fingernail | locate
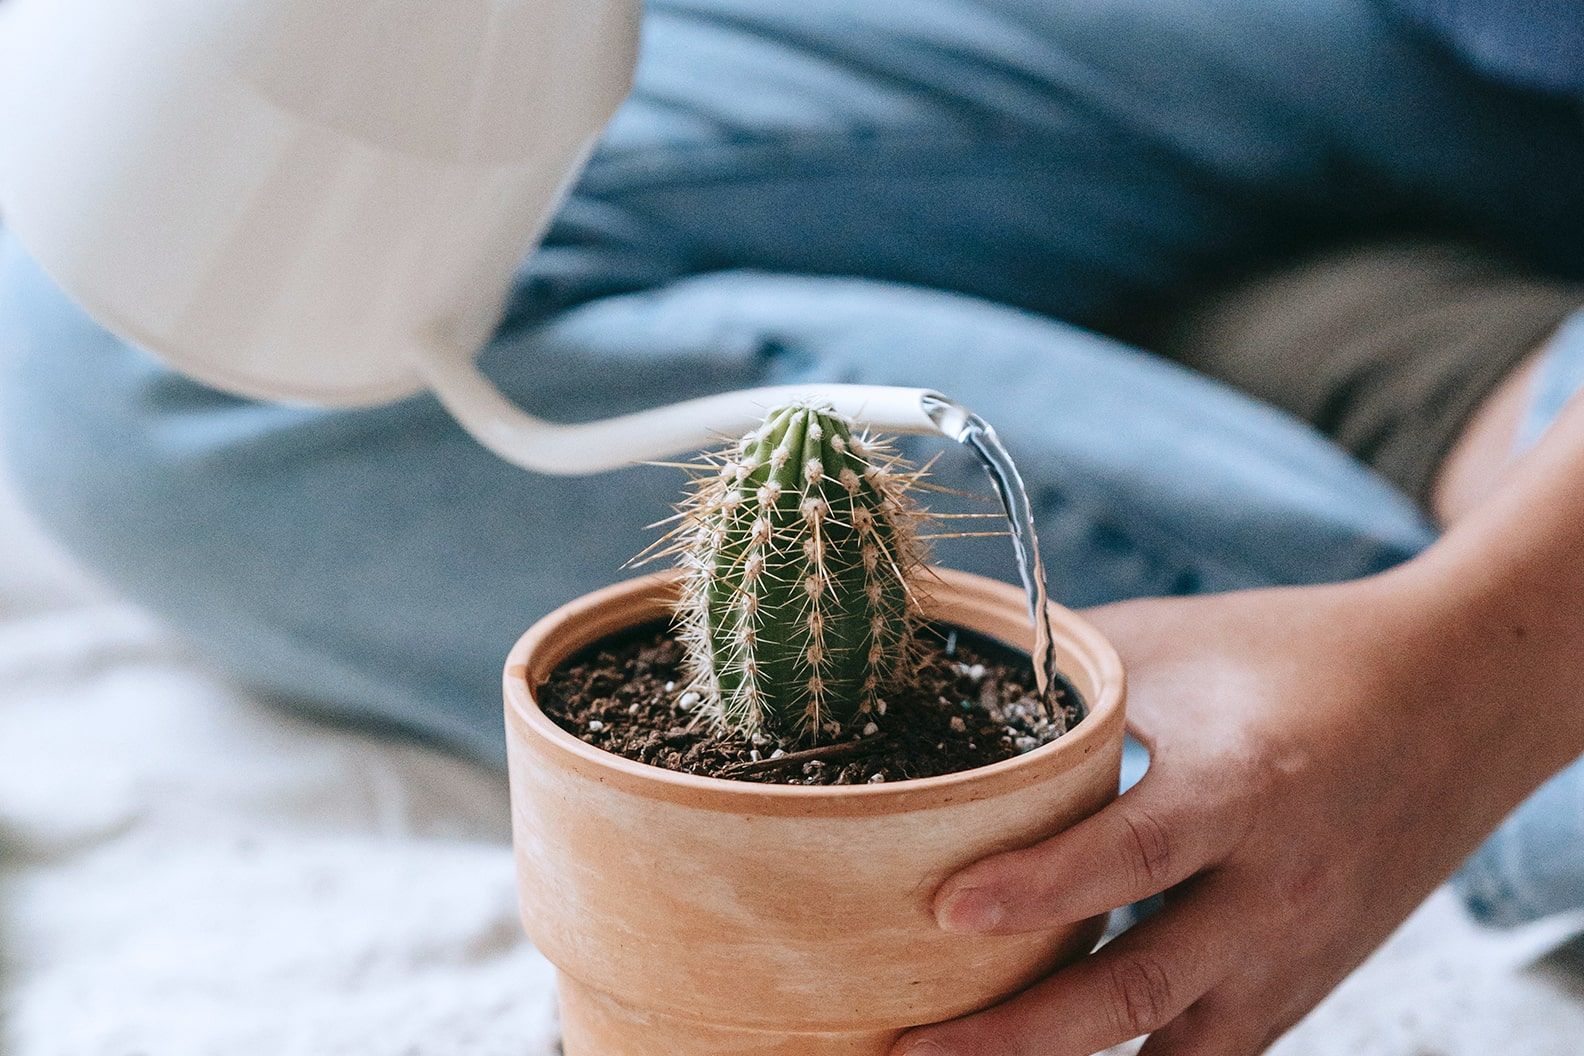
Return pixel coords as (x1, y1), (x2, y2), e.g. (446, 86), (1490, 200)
(900, 1040), (949, 1056)
(936, 887), (1005, 933)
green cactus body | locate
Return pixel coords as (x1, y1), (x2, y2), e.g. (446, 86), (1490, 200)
(675, 403), (928, 743)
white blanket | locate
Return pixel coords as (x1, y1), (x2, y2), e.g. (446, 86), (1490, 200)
(2, 471), (1582, 1056)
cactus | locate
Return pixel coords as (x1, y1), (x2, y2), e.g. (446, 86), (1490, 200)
(665, 402), (931, 743)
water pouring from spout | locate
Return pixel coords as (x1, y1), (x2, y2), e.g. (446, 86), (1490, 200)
(921, 395), (1066, 714)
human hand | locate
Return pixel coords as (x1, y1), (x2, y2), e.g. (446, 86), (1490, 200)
(894, 571), (1570, 1056)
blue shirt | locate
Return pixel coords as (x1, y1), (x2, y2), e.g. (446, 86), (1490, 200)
(1392, 0), (1584, 98)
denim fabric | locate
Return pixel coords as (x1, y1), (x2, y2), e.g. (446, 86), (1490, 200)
(0, 0), (1581, 921)
(1386, 0), (1584, 98)
(1517, 310), (1584, 450)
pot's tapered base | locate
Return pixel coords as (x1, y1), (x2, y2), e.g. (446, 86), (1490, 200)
(557, 974), (898, 1056)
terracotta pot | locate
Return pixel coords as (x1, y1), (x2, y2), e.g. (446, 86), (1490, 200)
(504, 568), (1126, 1056)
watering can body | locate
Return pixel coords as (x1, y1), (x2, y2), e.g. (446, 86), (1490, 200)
(0, 0), (942, 471)
(0, 0), (640, 406)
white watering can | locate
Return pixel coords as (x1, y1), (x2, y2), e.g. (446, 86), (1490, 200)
(0, 0), (945, 473)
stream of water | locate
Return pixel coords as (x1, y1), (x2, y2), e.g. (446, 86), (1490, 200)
(920, 395), (1066, 720)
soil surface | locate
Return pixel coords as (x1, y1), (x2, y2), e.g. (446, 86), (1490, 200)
(537, 622), (1083, 785)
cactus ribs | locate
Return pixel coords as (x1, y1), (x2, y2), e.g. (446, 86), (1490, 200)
(649, 402), (931, 744)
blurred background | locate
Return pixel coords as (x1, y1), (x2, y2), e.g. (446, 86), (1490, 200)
(3, 0), (1584, 1052)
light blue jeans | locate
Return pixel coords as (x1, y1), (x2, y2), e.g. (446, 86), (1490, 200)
(2, 0), (1582, 925)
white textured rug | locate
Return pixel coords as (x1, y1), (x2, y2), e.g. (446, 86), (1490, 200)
(1, 472), (1582, 1056)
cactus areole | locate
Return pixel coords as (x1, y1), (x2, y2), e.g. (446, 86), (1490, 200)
(672, 402), (931, 744)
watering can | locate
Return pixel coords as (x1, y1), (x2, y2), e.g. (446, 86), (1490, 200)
(0, 0), (945, 473)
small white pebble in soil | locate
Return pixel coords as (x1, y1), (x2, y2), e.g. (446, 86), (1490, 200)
(627, 703), (640, 715)
(1015, 736), (1039, 753)
(587, 720), (605, 732)
(949, 715), (967, 733)
(876, 700), (888, 715)
(750, 749), (761, 762)
(678, 690), (701, 711)
(862, 722), (880, 736)
(771, 749), (787, 759)
(967, 663), (987, 681)
(664, 681), (676, 693)
(868, 773), (887, 784)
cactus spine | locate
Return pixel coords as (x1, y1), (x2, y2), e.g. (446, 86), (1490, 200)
(671, 402), (930, 743)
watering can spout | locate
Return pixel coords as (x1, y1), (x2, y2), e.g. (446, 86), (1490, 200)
(411, 337), (945, 475)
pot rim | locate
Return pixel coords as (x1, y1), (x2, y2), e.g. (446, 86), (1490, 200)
(504, 568), (1125, 814)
